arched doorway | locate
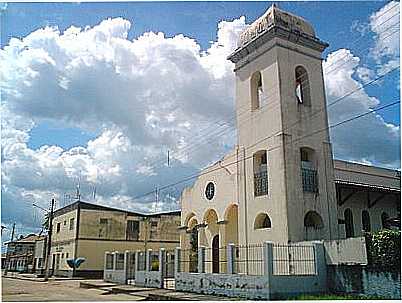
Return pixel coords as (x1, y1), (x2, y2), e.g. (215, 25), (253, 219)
(304, 211), (324, 240)
(212, 235), (219, 273)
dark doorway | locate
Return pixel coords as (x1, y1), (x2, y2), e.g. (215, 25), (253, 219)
(212, 235), (219, 273)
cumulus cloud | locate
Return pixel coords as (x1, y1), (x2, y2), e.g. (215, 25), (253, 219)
(0, 16), (247, 234)
(369, 1), (400, 74)
(324, 49), (400, 168)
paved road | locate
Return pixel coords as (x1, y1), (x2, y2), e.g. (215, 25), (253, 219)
(2, 278), (141, 301)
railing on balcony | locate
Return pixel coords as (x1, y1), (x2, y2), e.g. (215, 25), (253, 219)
(254, 171), (268, 196)
(302, 168), (318, 192)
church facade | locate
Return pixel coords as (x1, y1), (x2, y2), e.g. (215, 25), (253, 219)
(179, 5), (400, 253)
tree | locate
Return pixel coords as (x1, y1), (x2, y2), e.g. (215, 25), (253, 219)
(42, 213), (49, 230)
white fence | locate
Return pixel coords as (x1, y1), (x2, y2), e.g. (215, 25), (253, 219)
(104, 241), (327, 299)
(175, 241), (326, 299)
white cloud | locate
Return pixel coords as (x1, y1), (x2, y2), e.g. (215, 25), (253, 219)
(0, 16), (246, 235)
(324, 49), (400, 168)
(369, 1), (400, 73)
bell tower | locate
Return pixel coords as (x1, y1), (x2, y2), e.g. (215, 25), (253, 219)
(228, 5), (338, 243)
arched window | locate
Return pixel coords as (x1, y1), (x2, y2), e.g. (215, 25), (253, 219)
(362, 210), (371, 232)
(254, 213), (272, 229)
(344, 208), (354, 238)
(381, 212), (390, 229)
(251, 71), (267, 110)
(304, 211), (324, 229)
(304, 211), (324, 240)
(253, 150), (268, 196)
(295, 66), (311, 106)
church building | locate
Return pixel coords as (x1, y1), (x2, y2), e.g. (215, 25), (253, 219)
(179, 5), (400, 255)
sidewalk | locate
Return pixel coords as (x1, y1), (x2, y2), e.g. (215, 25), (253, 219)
(2, 271), (84, 282)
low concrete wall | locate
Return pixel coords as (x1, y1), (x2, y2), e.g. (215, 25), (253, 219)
(328, 265), (401, 299)
(175, 272), (270, 300)
(324, 237), (367, 265)
(135, 270), (162, 288)
(104, 269), (126, 284)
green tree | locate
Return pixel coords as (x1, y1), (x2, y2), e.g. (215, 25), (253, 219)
(42, 213), (49, 230)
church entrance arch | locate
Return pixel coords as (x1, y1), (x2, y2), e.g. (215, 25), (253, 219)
(304, 211), (324, 240)
(212, 235), (220, 273)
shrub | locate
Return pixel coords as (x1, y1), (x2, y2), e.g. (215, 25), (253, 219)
(364, 229), (401, 269)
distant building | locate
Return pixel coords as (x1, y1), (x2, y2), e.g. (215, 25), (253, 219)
(5, 234), (45, 273)
(33, 236), (47, 275)
(50, 200), (180, 278)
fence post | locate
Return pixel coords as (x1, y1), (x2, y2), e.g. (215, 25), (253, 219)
(312, 241), (326, 291)
(264, 241), (273, 299)
(174, 247), (181, 275)
(159, 248), (166, 288)
(227, 243), (235, 274)
(146, 249), (152, 272)
(198, 246), (205, 273)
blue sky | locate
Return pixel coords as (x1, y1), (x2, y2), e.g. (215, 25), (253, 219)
(0, 1), (400, 239)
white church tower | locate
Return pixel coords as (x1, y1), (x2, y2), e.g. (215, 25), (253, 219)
(228, 4), (339, 243)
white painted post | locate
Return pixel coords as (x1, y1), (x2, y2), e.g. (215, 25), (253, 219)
(159, 248), (166, 288)
(146, 249), (152, 272)
(227, 243), (235, 274)
(198, 246), (205, 273)
(104, 251), (109, 281)
(124, 250), (130, 284)
(113, 251), (118, 270)
(174, 247), (181, 275)
(135, 251), (140, 271)
(263, 241), (273, 299)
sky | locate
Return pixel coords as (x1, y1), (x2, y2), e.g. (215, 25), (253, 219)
(0, 1), (400, 243)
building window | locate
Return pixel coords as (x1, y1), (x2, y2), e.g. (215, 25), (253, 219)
(254, 213), (272, 229)
(115, 253), (124, 270)
(253, 150), (268, 196)
(295, 66), (311, 106)
(300, 147), (318, 192)
(100, 218), (109, 225)
(381, 212), (390, 229)
(56, 223), (61, 233)
(69, 218), (75, 230)
(251, 71), (267, 110)
(126, 220), (139, 240)
(344, 208), (354, 238)
(106, 254), (114, 270)
(64, 220), (66, 225)
(61, 253), (64, 259)
(66, 253), (69, 259)
(362, 210), (371, 232)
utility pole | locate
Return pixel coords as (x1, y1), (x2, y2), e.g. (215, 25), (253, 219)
(4, 222), (16, 275)
(44, 198), (55, 281)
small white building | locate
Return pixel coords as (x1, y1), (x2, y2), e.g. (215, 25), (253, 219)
(179, 5), (400, 265)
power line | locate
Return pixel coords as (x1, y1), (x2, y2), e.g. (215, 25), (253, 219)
(122, 99), (399, 204)
(128, 19), (400, 184)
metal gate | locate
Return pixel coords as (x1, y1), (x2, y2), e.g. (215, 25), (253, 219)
(126, 252), (136, 285)
(163, 250), (175, 289)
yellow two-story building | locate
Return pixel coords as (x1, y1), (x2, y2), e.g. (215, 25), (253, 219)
(50, 200), (180, 278)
